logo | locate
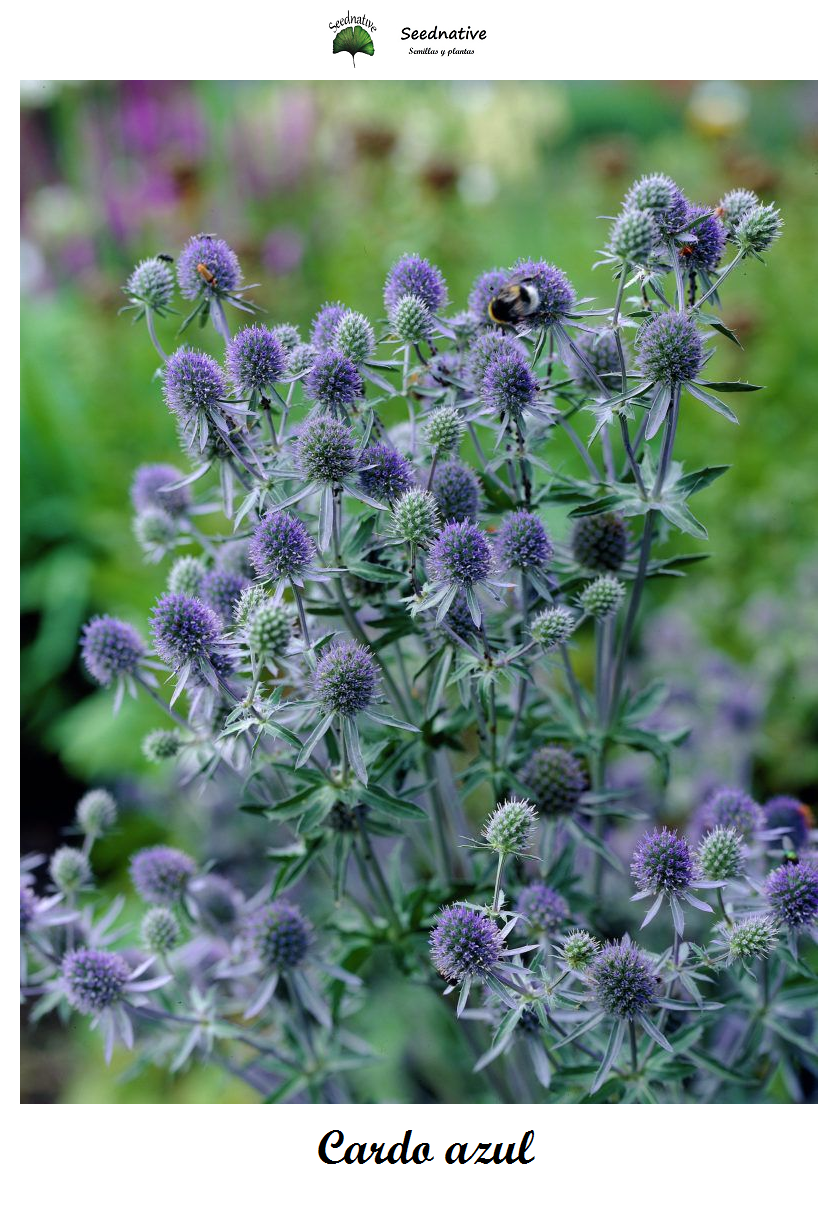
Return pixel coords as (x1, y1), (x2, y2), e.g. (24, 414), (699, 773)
(330, 12), (376, 65)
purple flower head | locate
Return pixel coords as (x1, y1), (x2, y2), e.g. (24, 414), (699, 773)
(468, 269), (509, 325)
(432, 461), (481, 523)
(623, 174), (689, 236)
(80, 616), (145, 687)
(273, 323), (302, 353)
(497, 510), (552, 571)
(429, 903), (504, 982)
(130, 846), (196, 905)
(226, 325), (287, 395)
(310, 302), (348, 350)
(678, 204), (726, 273)
(62, 949), (129, 1014)
(177, 234), (242, 300)
(521, 746), (588, 816)
(358, 442), (414, 503)
(516, 883), (568, 935)
(509, 259), (576, 327)
(698, 787), (763, 840)
(164, 347), (226, 421)
(249, 510), (316, 582)
(427, 520), (494, 588)
(296, 415), (358, 485)
(131, 464), (191, 516)
(589, 939), (658, 1019)
(305, 349), (363, 411)
(200, 567), (249, 625)
(150, 592), (224, 671)
(567, 328), (623, 393)
(636, 311), (704, 386)
(313, 640), (379, 717)
(765, 861), (818, 929)
(468, 329), (514, 388)
(572, 512), (629, 572)
(189, 874), (245, 935)
(481, 350), (539, 418)
(384, 253), (448, 314)
(763, 796), (813, 850)
(244, 900), (312, 970)
(632, 828), (695, 896)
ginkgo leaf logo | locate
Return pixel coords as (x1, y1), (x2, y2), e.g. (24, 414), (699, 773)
(333, 25), (375, 65)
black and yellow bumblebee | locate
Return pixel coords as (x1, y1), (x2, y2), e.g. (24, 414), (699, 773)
(488, 275), (541, 327)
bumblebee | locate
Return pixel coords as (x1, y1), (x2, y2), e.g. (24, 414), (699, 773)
(488, 276), (541, 326)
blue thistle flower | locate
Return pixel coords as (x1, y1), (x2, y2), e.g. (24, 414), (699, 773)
(244, 900), (312, 970)
(636, 312), (704, 386)
(333, 311), (376, 364)
(272, 323), (302, 353)
(468, 269), (509, 325)
(632, 829), (695, 897)
(150, 592), (229, 678)
(226, 325), (287, 396)
(305, 349), (363, 411)
(516, 883), (567, 935)
(608, 208), (660, 265)
(433, 461), (481, 523)
(391, 293), (434, 343)
(131, 464), (191, 516)
(296, 415), (358, 485)
(482, 797), (538, 856)
(62, 949), (130, 1013)
(588, 938), (658, 1019)
(698, 787), (763, 840)
(427, 520), (494, 589)
(130, 846), (196, 905)
(80, 616), (145, 688)
(765, 861), (818, 930)
(521, 746), (588, 816)
(717, 188), (760, 235)
(558, 929), (600, 971)
(696, 827), (746, 882)
(623, 174), (689, 236)
(141, 907), (180, 954)
(76, 789), (118, 839)
(467, 329), (513, 388)
(497, 509), (552, 571)
(124, 257), (175, 313)
(481, 350), (540, 420)
(313, 640), (379, 718)
(310, 302), (349, 350)
(200, 567), (249, 625)
(429, 903), (504, 982)
(572, 513), (629, 572)
(734, 204), (784, 256)
(723, 914), (780, 965)
(508, 259), (576, 327)
(164, 347), (227, 423)
(249, 510), (316, 584)
(678, 204), (726, 273)
(384, 254), (448, 314)
(567, 328), (623, 393)
(177, 235), (242, 300)
(358, 442), (414, 503)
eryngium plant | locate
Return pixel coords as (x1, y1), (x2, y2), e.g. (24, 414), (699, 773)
(21, 176), (816, 1105)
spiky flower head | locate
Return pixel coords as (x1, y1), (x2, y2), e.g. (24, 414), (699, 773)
(131, 464), (191, 516)
(80, 616), (145, 687)
(244, 900), (311, 970)
(142, 729), (183, 762)
(764, 861), (818, 929)
(313, 640), (379, 718)
(189, 874), (244, 934)
(433, 460), (481, 524)
(497, 510), (552, 571)
(698, 787), (763, 840)
(249, 509), (316, 583)
(425, 406), (465, 455)
(287, 341), (317, 376)
(516, 883), (567, 934)
(50, 846), (92, 895)
(509, 259), (576, 326)
(167, 555), (205, 598)
(333, 310), (376, 364)
(311, 302), (349, 350)
(632, 828), (695, 896)
(125, 257), (175, 312)
(384, 254), (448, 314)
(482, 797), (538, 856)
(763, 796), (813, 850)
(734, 204), (783, 256)
(177, 234), (242, 300)
(62, 949), (129, 1013)
(572, 513), (629, 572)
(200, 567), (249, 625)
(623, 174), (689, 235)
(609, 208), (660, 264)
(468, 268), (509, 324)
(427, 520), (494, 588)
(133, 508), (178, 561)
(481, 350), (539, 419)
(468, 329), (513, 388)
(226, 325), (287, 395)
(130, 846), (196, 905)
(296, 415), (358, 485)
(697, 826), (746, 882)
(636, 312), (704, 386)
(725, 914), (779, 964)
(76, 789), (117, 839)
(678, 204), (726, 273)
(391, 488), (440, 545)
(164, 347), (226, 421)
(579, 574), (625, 619)
(358, 442), (414, 503)
(246, 603), (293, 661)
(429, 904), (504, 982)
(521, 746), (588, 816)
(272, 323), (302, 353)
(233, 583), (268, 629)
(559, 929), (600, 971)
(589, 939), (658, 1019)
(392, 293), (434, 343)
(305, 348), (363, 410)
(141, 907), (180, 954)
(717, 188), (759, 235)
(530, 606), (576, 647)
(567, 327), (623, 393)
(150, 593), (225, 671)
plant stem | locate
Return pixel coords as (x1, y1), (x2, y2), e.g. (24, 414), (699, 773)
(629, 1020), (638, 1073)
(491, 853), (507, 914)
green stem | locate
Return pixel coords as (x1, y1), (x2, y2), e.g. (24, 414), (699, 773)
(491, 853), (507, 914)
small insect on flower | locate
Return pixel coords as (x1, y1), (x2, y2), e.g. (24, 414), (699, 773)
(468, 268), (509, 326)
(177, 235), (242, 300)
